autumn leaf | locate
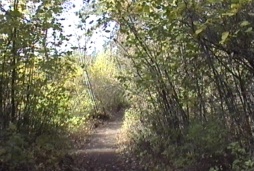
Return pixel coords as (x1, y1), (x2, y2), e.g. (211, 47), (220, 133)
(219, 31), (229, 44)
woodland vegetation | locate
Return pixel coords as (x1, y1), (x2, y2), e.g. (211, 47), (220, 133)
(1, 0), (254, 171)
(0, 1), (125, 170)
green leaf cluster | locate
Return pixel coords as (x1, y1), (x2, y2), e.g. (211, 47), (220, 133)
(97, 0), (254, 169)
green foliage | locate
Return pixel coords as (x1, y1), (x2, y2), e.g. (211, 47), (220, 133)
(0, 125), (33, 170)
(0, 0), (95, 170)
(96, 0), (254, 170)
(228, 142), (254, 171)
(0, 124), (69, 171)
(3, 0), (254, 170)
(121, 106), (143, 146)
(0, 56), (84, 170)
(187, 119), (228, 156)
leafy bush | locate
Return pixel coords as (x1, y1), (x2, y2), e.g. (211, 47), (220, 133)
(88, 52), (127, 116)
(0, 125), (33, 171)
(186, 118), (228, 157)
(229, 142), (254, 171)
(121, 101), (234, 170)
(0, 124), (69, 171)
(0, 56), (92, 170)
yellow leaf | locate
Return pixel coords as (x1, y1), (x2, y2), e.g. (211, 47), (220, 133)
(245, 27), (253, 33)
(219, 31), (229, 44)
(240, 21), (250, 27)
(195, 25), (207, 35)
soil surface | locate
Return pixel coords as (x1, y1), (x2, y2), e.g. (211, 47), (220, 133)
(70, 110), (142, 171)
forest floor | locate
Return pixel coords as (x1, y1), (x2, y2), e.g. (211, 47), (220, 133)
(69, 109), (142, 171)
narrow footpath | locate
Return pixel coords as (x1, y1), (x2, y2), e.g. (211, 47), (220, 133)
(71, 110), (141, 171)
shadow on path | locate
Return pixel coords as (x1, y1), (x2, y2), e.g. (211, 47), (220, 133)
(71, 109), (139, 171)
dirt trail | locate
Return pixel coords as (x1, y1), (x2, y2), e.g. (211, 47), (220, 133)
(71, 110), (140, 171)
